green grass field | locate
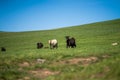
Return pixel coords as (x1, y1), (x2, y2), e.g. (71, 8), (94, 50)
(0, 19), (120, 80)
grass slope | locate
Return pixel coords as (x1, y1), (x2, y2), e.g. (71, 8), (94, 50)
(0, 19), (120, 80)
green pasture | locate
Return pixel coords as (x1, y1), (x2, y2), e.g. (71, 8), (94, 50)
(0, 19), (120, 80)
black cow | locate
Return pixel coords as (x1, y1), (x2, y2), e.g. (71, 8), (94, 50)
(1, 47), (6, 52)
(37, 42), (43, 49)
(65, 36), (76, 48)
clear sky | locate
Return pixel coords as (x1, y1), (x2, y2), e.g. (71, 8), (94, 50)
(0, 0), (120, 32)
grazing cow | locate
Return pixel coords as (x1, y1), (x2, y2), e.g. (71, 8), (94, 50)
(48, 39), (58, 49)
(37, 42), (43, 49)
(112, 42), (118, 46)
(1, 47), (6, 52)
(65, 36), (76, 48)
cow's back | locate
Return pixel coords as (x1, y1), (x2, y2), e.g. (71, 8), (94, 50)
(51, 39), (57, 45)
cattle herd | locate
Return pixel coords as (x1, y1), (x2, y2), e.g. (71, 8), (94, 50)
(37, 36), (76, 49)
(1, 36), (76, 52)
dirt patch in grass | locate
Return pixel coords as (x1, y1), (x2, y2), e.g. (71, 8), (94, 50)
(18, 54), (110, 79)
(18, 76), (31, 80)
(18, 62), (60, 79)
(53, 54), (110, 66)
(29, 69), (60, 79)
(19, 62), (30, 67)
(68, 57), (97, 65)
(57, 56), (98, 66)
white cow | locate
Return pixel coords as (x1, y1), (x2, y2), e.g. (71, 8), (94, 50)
(112, 42), (118, 46)
(48, 39), (58, 49)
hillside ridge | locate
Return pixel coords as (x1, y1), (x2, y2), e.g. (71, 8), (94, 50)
(0, 18), (120, 32)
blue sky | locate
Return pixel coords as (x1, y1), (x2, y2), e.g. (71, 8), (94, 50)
(0, 0), (120, 32)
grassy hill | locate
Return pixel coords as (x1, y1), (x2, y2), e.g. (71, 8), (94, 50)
(0, 19), (120, 80)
